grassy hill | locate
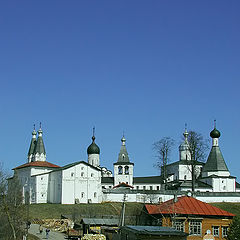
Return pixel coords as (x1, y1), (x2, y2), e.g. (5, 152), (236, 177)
(210, 202), (240, 217)
(29, 202), (143, 220)
(29, 202), (240, 221)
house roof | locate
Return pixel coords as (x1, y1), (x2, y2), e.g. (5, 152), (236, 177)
(145, 196), (235, 217)
(122, 225), (188, 236)
(133, 176), (163, 184)
(102, 177), (114, 184)
(113, 182), (134, 189)
(13, 161), (60, 170)
(81, 218), (119, 226)
(51, 161), (101, 173)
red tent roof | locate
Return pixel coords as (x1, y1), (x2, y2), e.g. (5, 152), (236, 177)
(13, 161), (60, 170)
(146, 196), (234, 217)
(113, 182), (134, 189)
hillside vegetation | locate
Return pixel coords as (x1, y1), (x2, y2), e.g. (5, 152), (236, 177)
(29, 202), (240, 221)
(29, 202), (143, 220)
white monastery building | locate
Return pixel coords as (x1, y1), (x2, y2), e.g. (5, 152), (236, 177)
(9, 123), (240, 204)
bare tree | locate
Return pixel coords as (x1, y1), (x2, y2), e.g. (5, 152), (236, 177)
(186, 131), (209, 192)
(153, 137), (175, 185)
(0, 167), (26, 240)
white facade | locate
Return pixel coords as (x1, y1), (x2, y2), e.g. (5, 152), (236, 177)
(9, 125), (240, 204)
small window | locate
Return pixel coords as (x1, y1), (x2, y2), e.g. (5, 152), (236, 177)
(71, 172), (74, 177)
(81, 172), (84, 177)
(150, 186), (153, 190)
(94, 192), (97, 198)
(91, 173), (94, 177)
(143, 186), (146, 190)
(173, 220), (185, 232)
(41, 177), (43, 180)
(212, 226), (219, 236)
(81, 192), (84, 198)
(157, 186), (160, 190)
(136, 186), (139, 190)
(189, 220), (202, 236)
(118, 166), (123, 175)
(126, 182), (128, 184)
(184, 175), (187, 180)
(222, 226), (228, 237)
(41, 194), (44, 197)
(81, 167), (84, 170)
(125, 166), (129, 175)
(109, 186), (111, 188)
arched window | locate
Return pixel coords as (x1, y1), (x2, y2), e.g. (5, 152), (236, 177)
(94, 192), (97, 198)
(125, 166), (129, 175)
(118, 166), (123, 174)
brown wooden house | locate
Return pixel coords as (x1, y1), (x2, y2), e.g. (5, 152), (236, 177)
(141, 196), (234, 240)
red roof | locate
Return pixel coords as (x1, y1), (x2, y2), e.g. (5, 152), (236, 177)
(13, 161), (60, 170)
(113, 182), (134, 189)
(146, 196), (234, 217)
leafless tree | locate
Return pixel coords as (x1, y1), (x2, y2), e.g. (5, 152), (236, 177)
(0, 166), (26, 240)
(186, 131), (209, 192)
(153, 137), (175, 185)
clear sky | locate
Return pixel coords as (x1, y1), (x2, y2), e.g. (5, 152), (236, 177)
(0, 1), (239, 180)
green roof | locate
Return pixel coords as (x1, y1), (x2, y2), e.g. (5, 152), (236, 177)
(28, 138), (36, 156)
(34, 135), (46, 155)
(202, 146), (229, 172)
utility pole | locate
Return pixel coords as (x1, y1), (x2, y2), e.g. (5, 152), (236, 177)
(119, 193), (127, 227)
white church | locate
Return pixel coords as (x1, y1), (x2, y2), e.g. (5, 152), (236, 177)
(9, 123), (240, 204)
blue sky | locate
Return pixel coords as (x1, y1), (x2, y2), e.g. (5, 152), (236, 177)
(0, 1), (239, 179)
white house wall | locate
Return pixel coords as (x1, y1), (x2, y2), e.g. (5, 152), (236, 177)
(48, 170), (62, 203)
(61, 163), (102, 204)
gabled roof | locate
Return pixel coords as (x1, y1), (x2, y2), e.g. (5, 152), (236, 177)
(13, 161), (60, 170)
(166, 160), (204, 167)
(51, 161), (101, 173)
(113, 182), (134, 189)
(145, 196), (234, 217)
(122, 225), (188, 236)
(202, 146), (229, 172)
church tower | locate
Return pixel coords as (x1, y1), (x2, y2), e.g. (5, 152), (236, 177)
(114, 135), (134, 186)
(87, 128), (100, 167)
(28, 125), (37, 163)
(202, 121), (230, 177)
(33, 123), (46, 162)
(179, 125), (191, 161)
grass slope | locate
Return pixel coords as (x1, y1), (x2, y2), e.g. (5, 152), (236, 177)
(29, 202), (240, 221)
(210, 202), (240, 217)
(29, 202), (143, 220)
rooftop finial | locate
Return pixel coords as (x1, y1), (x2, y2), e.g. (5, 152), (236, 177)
(185, 123), (187, 131)
(33, 124), (36, 130)
(214, 119), (216, 129)
(40, 122), (42, 129)
(92, 127), (96, 142)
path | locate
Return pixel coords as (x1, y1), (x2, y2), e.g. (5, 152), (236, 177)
(29, 224), (67, 240)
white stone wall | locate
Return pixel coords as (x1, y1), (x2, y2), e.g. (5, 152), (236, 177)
(212, 178), (236, 192)
(114, 164), (133, 186)
(88, 154), (100, 167)
(48, 170), (62, 203)
(35, 174), (49, 203)
(61, 163), (102, 204)
(133, 183), (161, 191)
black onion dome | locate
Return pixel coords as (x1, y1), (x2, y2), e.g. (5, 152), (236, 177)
(210, 128), (221, 138)
(87, 136), (100, 154)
